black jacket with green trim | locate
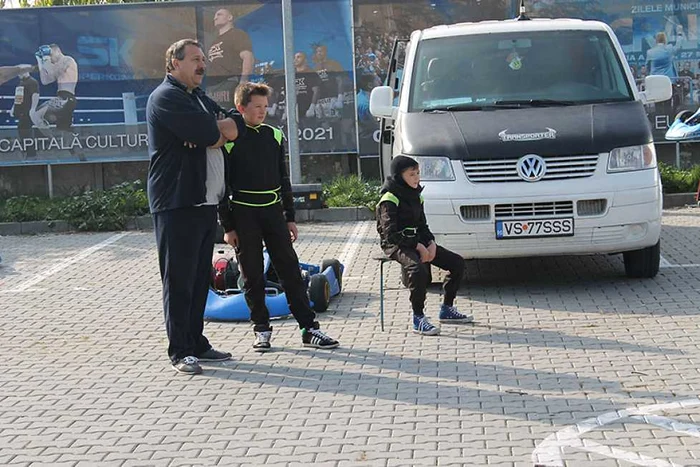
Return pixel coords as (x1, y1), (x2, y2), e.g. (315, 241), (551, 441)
(375, 177), (435, 256)
(217, 123), (294, 232)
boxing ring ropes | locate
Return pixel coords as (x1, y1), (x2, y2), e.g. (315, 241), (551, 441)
(0, 92), (148, 197)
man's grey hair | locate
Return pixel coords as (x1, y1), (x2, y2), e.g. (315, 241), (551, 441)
(165, 39), (203, 73)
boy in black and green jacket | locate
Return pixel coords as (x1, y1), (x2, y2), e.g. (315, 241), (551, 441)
(218, 82), (339, 351)
(376, 155), (473, 335)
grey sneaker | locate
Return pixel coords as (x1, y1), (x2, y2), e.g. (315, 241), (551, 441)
(196, 348), (232, 362)
(253, 329), (273, 352)
(172, 356), (202, 375)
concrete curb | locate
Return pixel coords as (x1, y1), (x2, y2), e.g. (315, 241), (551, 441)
(663, 192), (697, 209)
(0, 208), (376, 236)
(2, 195), (694, 236)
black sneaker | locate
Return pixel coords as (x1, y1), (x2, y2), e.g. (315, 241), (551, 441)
(172, 356), (202, 375)
(196, 348), (232, 362)
(301, 323), (339, 349)
(253, 328), (273, 352)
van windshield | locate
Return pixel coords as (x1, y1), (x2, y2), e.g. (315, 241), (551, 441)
(409, 30), (634, 112)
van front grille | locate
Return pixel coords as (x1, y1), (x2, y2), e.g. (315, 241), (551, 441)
(494, 201), (574, 219)
(463, 155), (598, 183)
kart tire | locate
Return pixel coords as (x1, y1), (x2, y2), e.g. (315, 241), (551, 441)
(321, 258), (343, 292)
(309, 274), (330, 312)
(400, 264), (432, 288)
(224, 261), (240, 290)
(623, 240), (660, 279)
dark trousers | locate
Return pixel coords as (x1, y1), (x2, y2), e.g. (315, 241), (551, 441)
(391, 245), (465, 315)
(233, 203), (316, 332)
(153, 205), (216, 362)
(17, 116), (36, 159)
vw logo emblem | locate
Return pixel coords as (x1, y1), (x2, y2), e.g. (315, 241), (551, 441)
(516, 154), (546, 182)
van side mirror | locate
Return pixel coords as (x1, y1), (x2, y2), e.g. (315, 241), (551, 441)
(370, 86), (397, 119)
(641, 75), (672, 103)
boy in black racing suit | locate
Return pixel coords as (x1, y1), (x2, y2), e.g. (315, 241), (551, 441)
(376, 156), (474, 336)
(218, 82), (339, 351)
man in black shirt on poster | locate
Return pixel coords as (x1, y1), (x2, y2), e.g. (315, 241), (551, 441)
(206, 8), (254, 108)
(263, 53), (321, 151)
(10, 67), (39, 160)
(294, 52), (321, 121)
(312, 43), (350, 151)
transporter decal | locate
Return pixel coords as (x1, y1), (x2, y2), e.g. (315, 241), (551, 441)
(498, 127), (557, 142)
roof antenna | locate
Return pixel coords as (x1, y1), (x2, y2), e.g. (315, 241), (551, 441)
(516, 0), (531, 20)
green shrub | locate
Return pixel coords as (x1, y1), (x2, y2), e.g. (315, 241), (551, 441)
(0, 195), (56, 222)
(56, 181), (149, 231)
(0, 180), (149, 231)
(323, 175), (381, 211)
(659, 162), (700, 194)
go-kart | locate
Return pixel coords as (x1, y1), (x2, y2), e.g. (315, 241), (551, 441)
(665, 108), (700, 141)
(204, 249), (344, 322)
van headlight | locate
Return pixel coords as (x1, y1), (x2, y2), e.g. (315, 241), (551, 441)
(405, 155), (456, 181)
(607, 143), (657, 173)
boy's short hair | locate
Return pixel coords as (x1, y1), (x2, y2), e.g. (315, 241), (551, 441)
(235, 82), (271, 107)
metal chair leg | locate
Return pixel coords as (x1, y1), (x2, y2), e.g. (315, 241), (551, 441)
(379, 260), (385, 332)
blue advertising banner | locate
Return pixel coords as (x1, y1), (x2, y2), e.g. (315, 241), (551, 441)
(261, 0), (357, 154)
(0, 0), (357, 166)
(0, 3), (198, 165)
(529, 0), (700, 142)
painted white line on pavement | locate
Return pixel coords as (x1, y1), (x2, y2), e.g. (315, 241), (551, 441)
(629, 415), (700, 437)
(338, 221), (371, 274)
(659, 255), (700, 268)
(532, 398), (700, 467)
(2, 232), (129, 293)
(571, 439), (681, 467)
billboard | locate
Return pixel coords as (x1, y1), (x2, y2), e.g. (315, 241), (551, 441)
(528, 0), (700, 142)
(0, 4), (197, 165)
(0, 0), (356, 166)
(262, 0), (357, 154)
(353, 0), (512, 156)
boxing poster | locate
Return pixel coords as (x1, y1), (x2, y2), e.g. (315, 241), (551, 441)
(0, 3), (197, 164)
(205, 0), (358, 155)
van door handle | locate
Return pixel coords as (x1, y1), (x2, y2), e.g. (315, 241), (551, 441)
(382, 129), (393, 144)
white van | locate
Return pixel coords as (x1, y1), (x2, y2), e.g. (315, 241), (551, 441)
(370, 14), (672, 278)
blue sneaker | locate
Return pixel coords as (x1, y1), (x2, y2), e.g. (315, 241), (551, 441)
(413, 314), (440, 336)
(439, 305), (474, 323)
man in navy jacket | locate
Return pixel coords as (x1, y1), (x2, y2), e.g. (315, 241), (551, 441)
(147, 38), (245, 375)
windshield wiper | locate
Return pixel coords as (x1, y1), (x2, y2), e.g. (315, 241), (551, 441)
(422, 103), (522, 112)
(493, 99), (577, 107)
(422, 104), (483, 112)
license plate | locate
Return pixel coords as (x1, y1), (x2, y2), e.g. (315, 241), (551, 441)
(496, 218), (574, 239)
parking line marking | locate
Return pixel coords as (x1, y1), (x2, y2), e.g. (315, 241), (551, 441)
(630, 415), (700, 437)
(2, 232), (129, 293)
(533, 398), (700, 467)
(338, 221), (371, 274)
(659, 255), (700, 268)
(571, 439), (681, 467)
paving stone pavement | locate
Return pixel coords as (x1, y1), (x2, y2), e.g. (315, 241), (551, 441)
(1, 208), (700, 466)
